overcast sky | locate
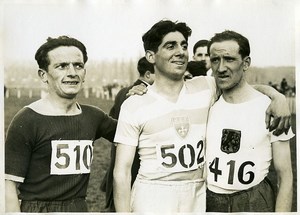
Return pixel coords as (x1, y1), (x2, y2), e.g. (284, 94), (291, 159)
(1, 0), (297, 67)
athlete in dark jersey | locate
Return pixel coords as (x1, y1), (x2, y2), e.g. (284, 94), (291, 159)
(6, 105), (116, 202)
(5, 36), (117, 212)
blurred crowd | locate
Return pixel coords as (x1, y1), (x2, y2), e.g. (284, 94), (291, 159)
(269, 78), (295, 97)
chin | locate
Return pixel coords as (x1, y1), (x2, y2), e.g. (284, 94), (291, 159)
(217, 83), (230, 91)
(62, 91), (79, 99)
(63, 94), (77, 99)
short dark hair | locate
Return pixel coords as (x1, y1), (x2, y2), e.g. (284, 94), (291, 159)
(193, 39), (209, 54)
(186, 61), (207, 77)
(207, 30), (250, 59)
(35, 36), (88, 71)
(137, 57), (154, 76)
(142, 20), (192, 53)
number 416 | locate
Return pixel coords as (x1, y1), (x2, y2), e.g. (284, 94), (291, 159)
(209, 157), (255, 185)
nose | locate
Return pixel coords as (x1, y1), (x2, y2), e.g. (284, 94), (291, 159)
(217, 59), (226, 73)
(200, 55), (205, 61)
(176, 46), (187, 57)
(67, 63), (76, 75)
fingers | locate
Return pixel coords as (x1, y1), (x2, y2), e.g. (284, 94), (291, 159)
(126, 91), (135, 97)
(265, 112), (271, 129)
(269, 116), (280, 132)
(133, 85), (148, 95)
(284, 116), (292, 134)
(268, 114), (291, 136)
(271, 116), (292, 136)
(271, 117), (284, 136)
(126, 84), (148, 97)
(140, 83), (147, 88)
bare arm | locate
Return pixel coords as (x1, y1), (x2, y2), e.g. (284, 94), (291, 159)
(5, 180), (20, 212)
(272, 140), (293, 212)
(253, 85), (291, 135)
(113, 143), (137, 212)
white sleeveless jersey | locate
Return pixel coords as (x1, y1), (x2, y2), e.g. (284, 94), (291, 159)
(114, 76), (216, 180)
(206, 94), (294, 193)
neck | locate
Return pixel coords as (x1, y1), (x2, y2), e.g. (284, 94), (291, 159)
(45, 93), (80, 114)
(222, 79), (257, 103)
(152, 76), (184, 103)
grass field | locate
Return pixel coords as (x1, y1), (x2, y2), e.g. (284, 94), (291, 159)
(4, 96), (297, 212)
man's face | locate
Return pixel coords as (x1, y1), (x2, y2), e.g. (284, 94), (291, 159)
(193, 46), (211, 69)
(153, 31), (189, 81)
(209, 40), (249, 92)
(44, 46), (86, 99)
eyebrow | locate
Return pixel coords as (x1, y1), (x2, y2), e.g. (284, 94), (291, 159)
(223, 56), (236, 59)
(210, 55), (237, 60)
(53, 61), (84, 67)
(162, 41), (176, 48)
(162, 40), (187, 47)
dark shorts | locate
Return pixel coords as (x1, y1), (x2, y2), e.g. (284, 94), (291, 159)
(21, 198), (88, 213)
(206, 178), (275, 212)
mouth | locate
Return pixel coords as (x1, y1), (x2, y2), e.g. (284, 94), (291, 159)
(62, 81), (80, 85)
(171, 60), (186, 66)
(217, 75), (229, 79)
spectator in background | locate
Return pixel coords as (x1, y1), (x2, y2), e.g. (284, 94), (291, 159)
(100, 56), (155, 212)
(280, 78), (289, 95)
(291, 85), (296, 96)
(5, 36), (117, 213)
(192, 39), (212, 76)
(108, 57), (155, 119)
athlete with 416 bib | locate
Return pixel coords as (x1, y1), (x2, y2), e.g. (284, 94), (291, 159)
(206, 30), (294, 212)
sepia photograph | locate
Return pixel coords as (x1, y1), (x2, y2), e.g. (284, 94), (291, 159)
(1, 0), (298, 213)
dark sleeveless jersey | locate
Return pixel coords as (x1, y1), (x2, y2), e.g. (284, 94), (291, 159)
(5, 104), (117, 201)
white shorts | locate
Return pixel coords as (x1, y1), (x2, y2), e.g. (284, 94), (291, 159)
(130, 178), (206, 213)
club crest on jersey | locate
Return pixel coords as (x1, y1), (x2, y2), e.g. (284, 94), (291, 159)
(172, 116), (190, 138)
(221, 129), (241, 154)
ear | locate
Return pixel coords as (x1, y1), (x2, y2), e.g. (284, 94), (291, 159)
(82, 69), (87, 82)
(243, 56), (251, 71)
(145, 50), (155, 64)
(144, 70), (151, 79)
(38, 69), (48, 83)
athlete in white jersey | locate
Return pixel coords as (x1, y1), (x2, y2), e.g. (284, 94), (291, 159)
(113, 20), (212, 213)
(116, 76), (215, 180)
(207, 94), (293, 193)
(205, 30), (294, 212)
(116, 76), (215, 212)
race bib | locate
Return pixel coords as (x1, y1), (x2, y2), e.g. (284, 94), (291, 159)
(156, 140), (204, 173)
(50, 140), (93, 175)
(209, 157), (256, 187)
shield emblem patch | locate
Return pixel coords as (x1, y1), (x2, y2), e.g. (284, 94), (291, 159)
(221, 129), (241, 154)
(172, 116), (190, 138)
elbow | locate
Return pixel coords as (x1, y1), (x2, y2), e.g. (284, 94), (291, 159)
(5, 180), (21, 212)
(113, 166), (131, 186)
